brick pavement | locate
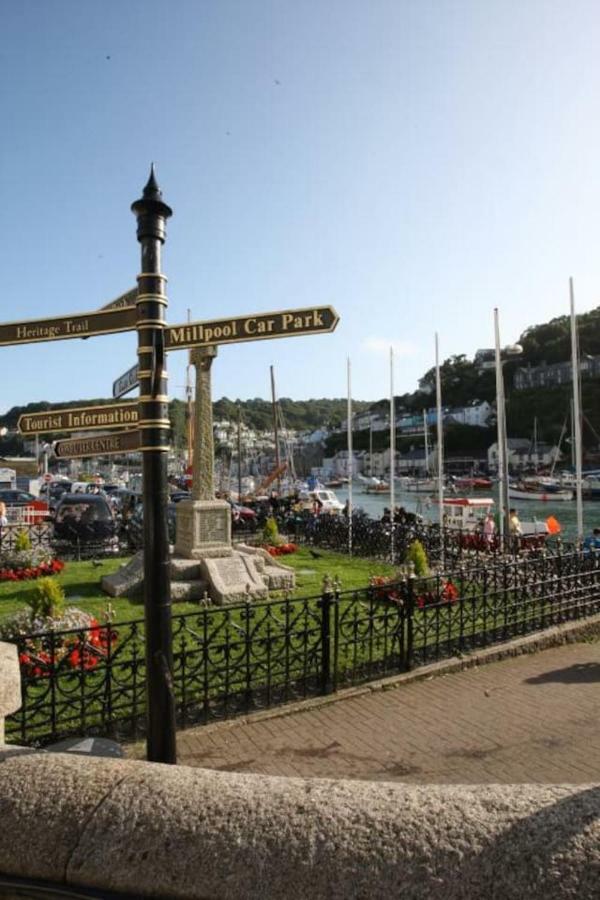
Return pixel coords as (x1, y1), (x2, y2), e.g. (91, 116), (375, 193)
(175, 641), (600, 783)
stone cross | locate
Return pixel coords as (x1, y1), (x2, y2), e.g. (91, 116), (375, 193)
(190, 345), (218, 501)
(174, 344), (232, 559)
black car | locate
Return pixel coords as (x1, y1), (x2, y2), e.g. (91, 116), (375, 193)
(39, 481), (73, 513)
(126, 502), (177, 551)
(53, 493), (119, 554)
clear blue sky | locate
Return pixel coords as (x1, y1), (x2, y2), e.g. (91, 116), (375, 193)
(1, 0), (600, 411)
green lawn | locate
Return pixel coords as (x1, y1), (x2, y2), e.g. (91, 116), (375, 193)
(6, 545), (585, 747)
(0, 547), (397, 626)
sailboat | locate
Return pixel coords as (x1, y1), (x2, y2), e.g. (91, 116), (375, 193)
(399, 410), (440, 492)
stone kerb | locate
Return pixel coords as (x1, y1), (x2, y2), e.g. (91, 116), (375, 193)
(0, 748), (598, 899)
(0, 643), (21, 744)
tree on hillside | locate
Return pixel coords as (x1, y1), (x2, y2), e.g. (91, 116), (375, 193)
(418, 355), (495, 406)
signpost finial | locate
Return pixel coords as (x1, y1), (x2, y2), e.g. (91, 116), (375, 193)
(131, 165), (172, 241)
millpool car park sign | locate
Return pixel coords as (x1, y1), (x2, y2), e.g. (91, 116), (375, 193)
(165, 305), (339, 350)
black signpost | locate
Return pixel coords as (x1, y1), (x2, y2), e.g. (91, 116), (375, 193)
(1, 166), (340, 767)
(131, 167), (177, 765)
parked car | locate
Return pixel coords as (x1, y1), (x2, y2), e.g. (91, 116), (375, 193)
(39, 481), (73, 514)
(229, 501), (258, 530)
(126, 502), (177, 551)
(170, 490), (192, 503)
(53, 494), (119, 554)
(0, 489), (49, 523)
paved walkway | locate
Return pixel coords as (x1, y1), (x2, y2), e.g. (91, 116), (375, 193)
(176, 642), (600, 783)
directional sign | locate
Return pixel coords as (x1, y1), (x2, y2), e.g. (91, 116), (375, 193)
(165, 306), (339, 351)
(100, 287), (137, 311)
(113, 363), (140, 399)
(18, 401), (139, 436)
(0, 306), (137, 348)
(54, 430), (141, 459)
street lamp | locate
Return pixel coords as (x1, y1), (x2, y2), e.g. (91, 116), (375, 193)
(494, 308), (523, 551)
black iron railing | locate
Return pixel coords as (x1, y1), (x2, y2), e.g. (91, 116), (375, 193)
(286, 512), (573, 570)
(6, 549), (600, 747)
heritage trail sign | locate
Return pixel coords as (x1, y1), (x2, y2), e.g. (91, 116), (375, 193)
(17, 401), (139, 435)
(0, 306), (137, 347)
(165, 306), (339, 351)
(54, 429), (140, 459)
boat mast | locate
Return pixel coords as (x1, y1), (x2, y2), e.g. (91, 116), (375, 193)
(494, 308), (508, 549)
(423, 410), (430, 476)
(270, 365), (281, 495)
(569, 278), (584, 542)
(237, 401), (242, 501)
(435, 333), (444, 556)
(390, 348), (396, 560)
(347, 357), (353, 556)
(570, 399), (576, 469)
(369, 423), (373, 476)
(550, 416), (567, 479)
(185, 308), (193, 467)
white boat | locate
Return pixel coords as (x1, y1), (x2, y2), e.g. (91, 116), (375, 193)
(361, 477), (389, 494)
(441, 497), (551, 539)
(399, 477), (441, 493)
(300, 488), (344, 514)
(509, 485), (573, 502)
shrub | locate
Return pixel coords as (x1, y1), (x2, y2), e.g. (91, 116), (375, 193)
(406, 540), (430, 578)
(14, 530), (31, 553)
(25, 577), (65, 621)
(262, 517), (282, 547)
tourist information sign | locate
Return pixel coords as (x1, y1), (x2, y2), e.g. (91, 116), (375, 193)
(54, 429), (140, 459)
(113, 363), (140, 399)
(165, 305), (339, 351)
(0, 306), (137, 347)
(100, 287), (137, 311)
(17, 401), (139, 436)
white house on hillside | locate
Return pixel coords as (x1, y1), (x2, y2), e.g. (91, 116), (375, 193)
(488, 439), (561, 472)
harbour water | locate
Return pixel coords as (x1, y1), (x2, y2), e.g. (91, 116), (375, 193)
(334, 484), (600, 544)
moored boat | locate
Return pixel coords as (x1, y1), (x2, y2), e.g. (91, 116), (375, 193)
(509, 484), (573, 502)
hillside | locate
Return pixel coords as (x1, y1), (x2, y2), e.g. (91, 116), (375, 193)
(2, 304), (599, 455)
(0, 396), (373, 455)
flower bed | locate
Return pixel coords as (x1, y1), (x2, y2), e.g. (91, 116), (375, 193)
(1, 608), (118, 676)
(0, 558), (64, 582)
(262, 543), (298, 557)
(370, 575), (459, 608)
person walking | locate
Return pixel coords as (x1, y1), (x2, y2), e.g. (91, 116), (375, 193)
(483, 512), (496, 549)
(583, 527), (600, 556)
(509, 508), (522, 553)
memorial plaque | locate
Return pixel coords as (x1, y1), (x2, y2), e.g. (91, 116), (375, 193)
(197, 510), (229, 544)
(166, 305), (339, 351)
(54, 430), (141, 459)
(18, 401), (139, 435)
(0, 306), (137, 347)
